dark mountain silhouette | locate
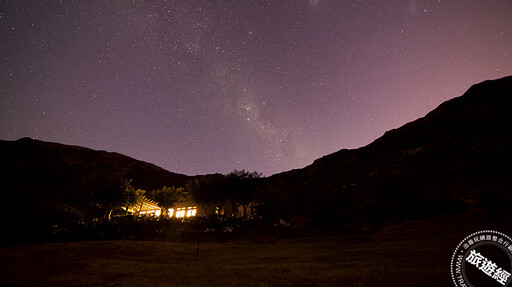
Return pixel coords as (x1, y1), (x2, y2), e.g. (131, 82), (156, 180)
(1, 76), (511, 241)
(0, 138), (190, 225)
(264, 75), (512, 222)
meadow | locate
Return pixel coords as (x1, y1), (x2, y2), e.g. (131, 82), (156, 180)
(1, 215), (508, 286)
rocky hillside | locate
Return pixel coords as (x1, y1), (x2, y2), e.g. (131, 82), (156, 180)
(0, 138), (190, 219)
(265, 76), (512, 221)
(1, 76), (511, 233)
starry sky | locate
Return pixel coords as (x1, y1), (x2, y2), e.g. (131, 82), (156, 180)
(1, 0), (511, 176)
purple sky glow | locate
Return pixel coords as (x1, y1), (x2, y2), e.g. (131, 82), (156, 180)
(1, 0), (511, 176)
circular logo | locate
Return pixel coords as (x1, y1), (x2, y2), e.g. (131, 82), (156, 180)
(451, 230), (512, 287)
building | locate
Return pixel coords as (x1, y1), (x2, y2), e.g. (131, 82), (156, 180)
(132, 197), (257, 219)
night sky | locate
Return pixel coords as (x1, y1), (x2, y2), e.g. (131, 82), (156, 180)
(1, 1), (511, 176)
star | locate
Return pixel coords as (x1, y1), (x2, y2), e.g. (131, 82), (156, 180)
(0, 0), (511, 176)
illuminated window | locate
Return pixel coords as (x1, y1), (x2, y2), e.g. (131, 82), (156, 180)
(168, 208), (174, 217)
(176, 208), (185, 218)
(155, 209), (161, 217)
(186, 206), (197, 217)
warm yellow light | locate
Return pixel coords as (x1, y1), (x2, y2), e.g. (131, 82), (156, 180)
(186, 207), (197, 217)
(176, 208), (185, 218)
(155, 210), (161, 217)
(168, 208), (174, 217)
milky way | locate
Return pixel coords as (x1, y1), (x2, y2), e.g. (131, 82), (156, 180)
(1, 0), (511, 176)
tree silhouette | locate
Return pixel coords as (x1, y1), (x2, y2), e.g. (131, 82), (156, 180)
(94, 182), (125, 220)
(225, 170), (262, 218)
(121, 179), (146, 215)
(186, 175), (226, 215)
(149, 186), (189, 217)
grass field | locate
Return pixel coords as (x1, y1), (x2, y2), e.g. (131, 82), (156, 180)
(1, 215), (509, 286)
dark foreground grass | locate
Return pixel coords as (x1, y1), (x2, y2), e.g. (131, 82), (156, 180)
(1, 214), (509, 286)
